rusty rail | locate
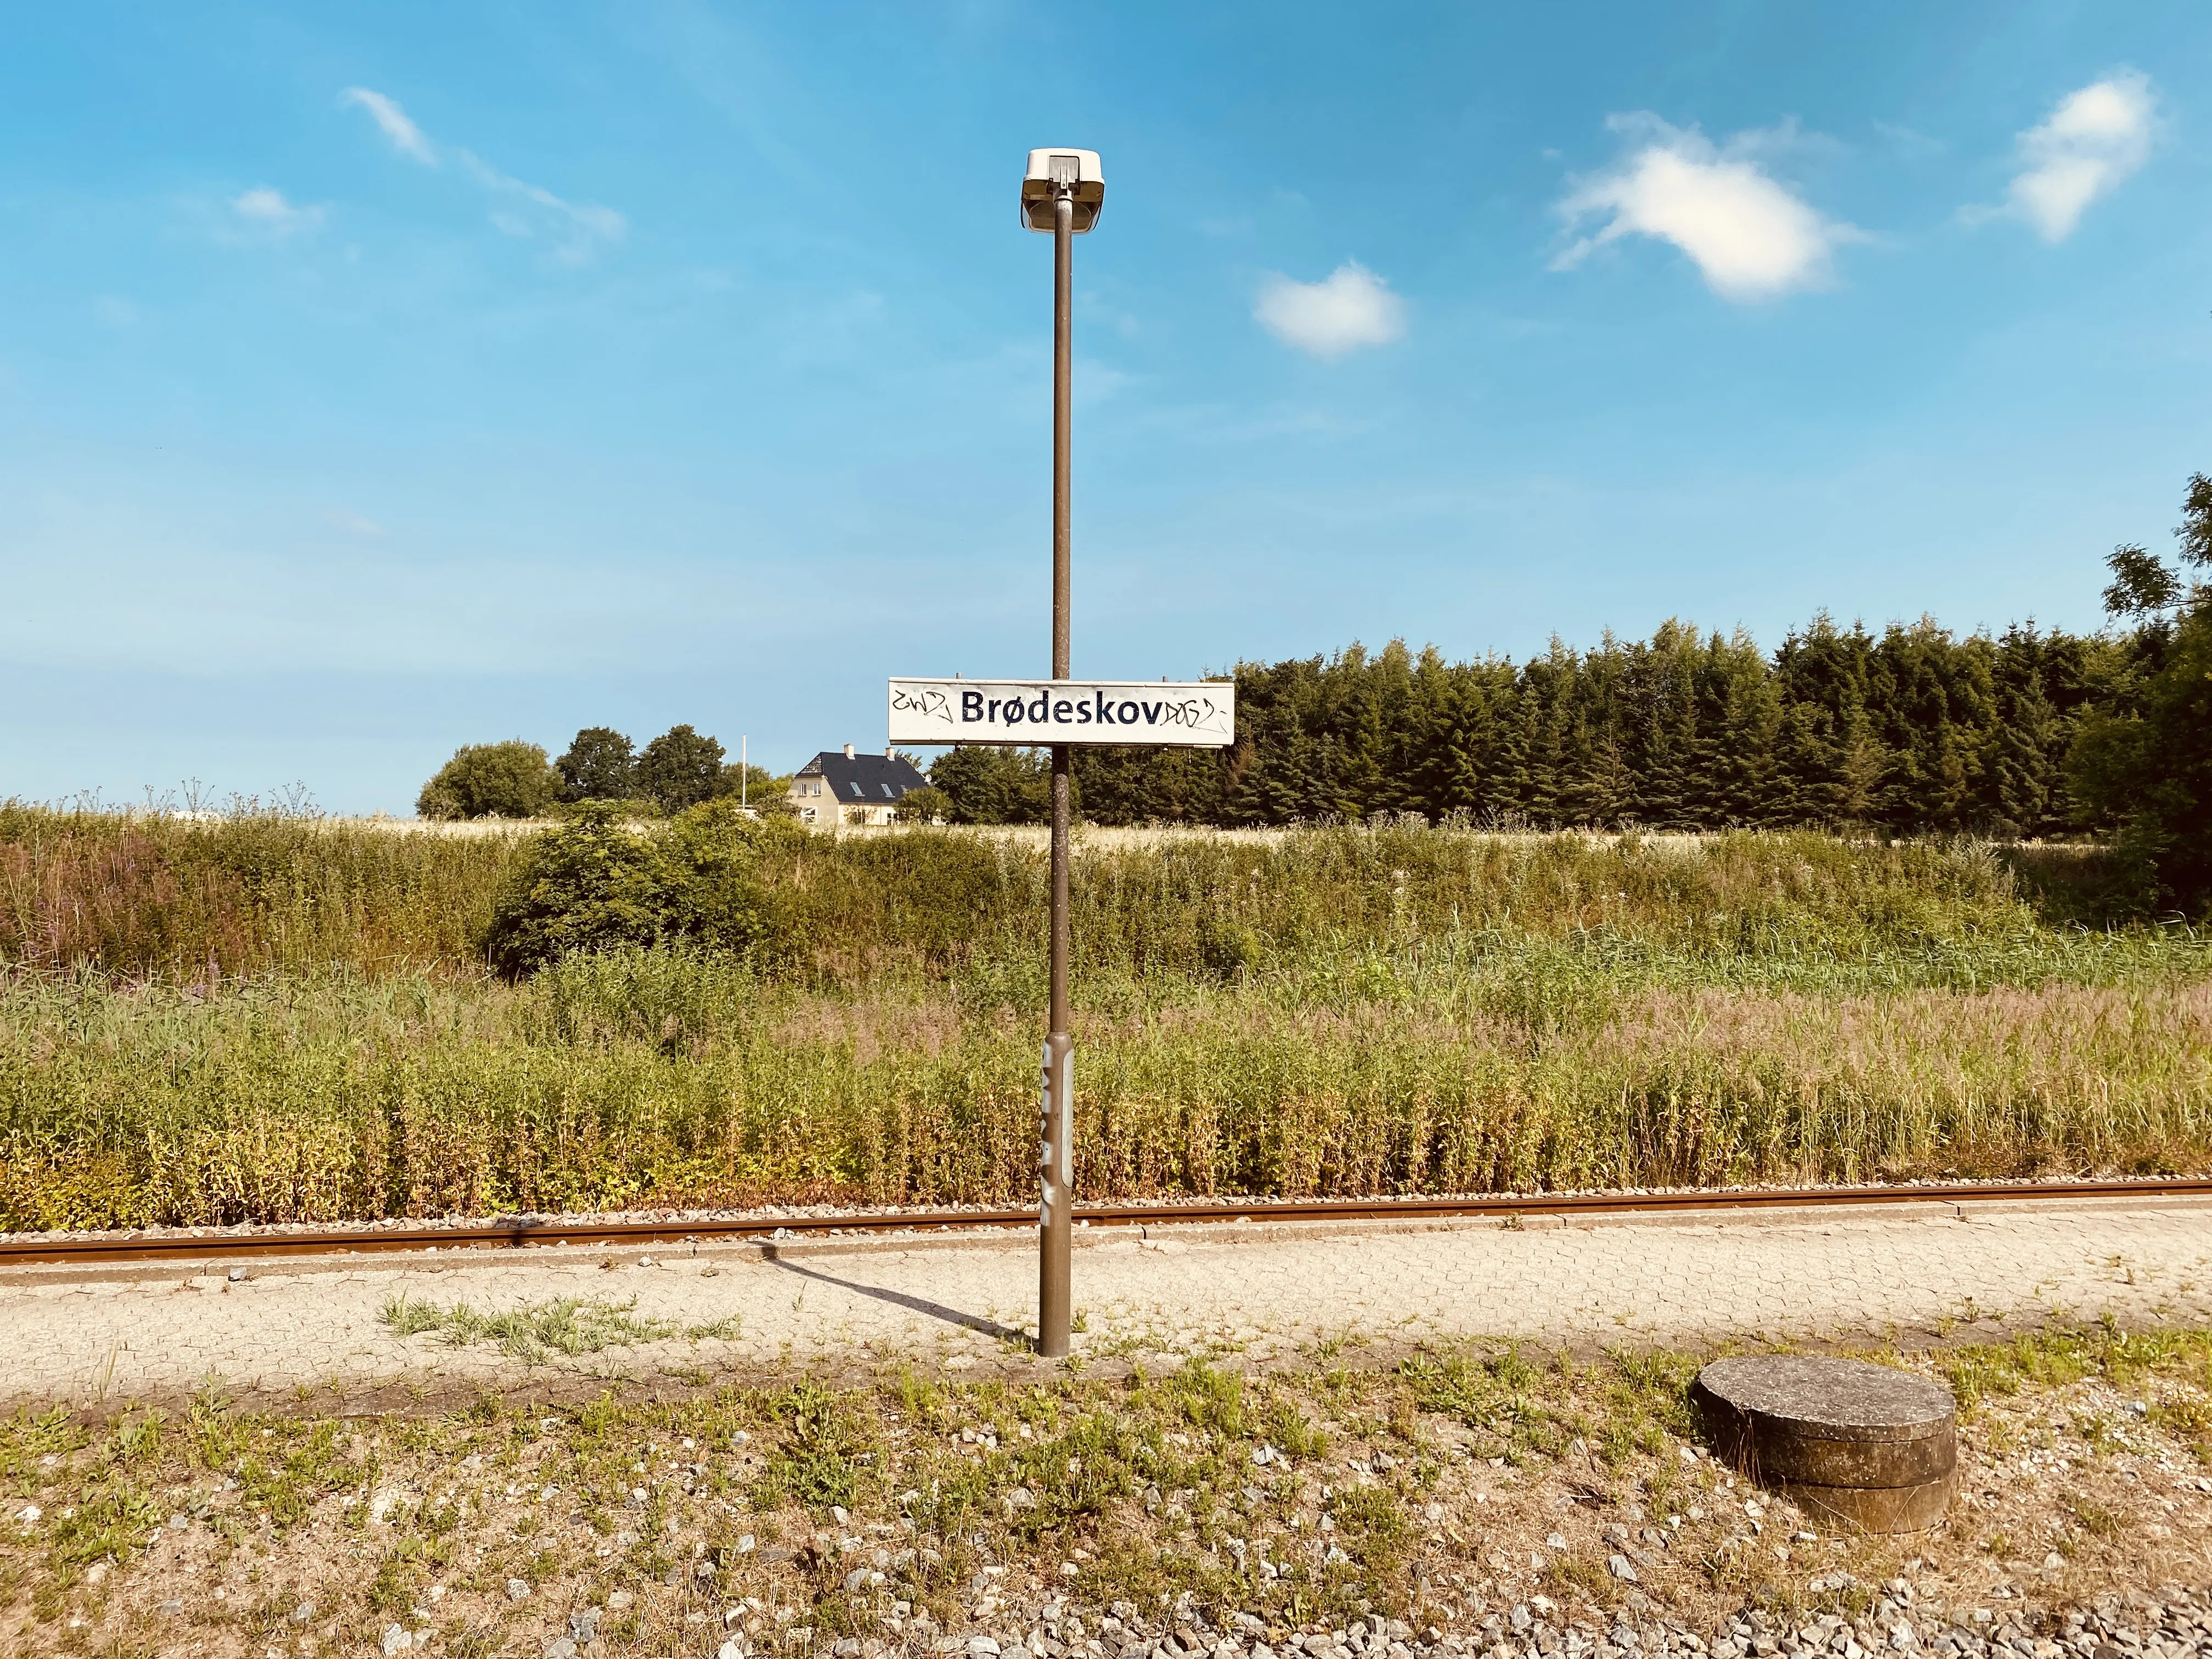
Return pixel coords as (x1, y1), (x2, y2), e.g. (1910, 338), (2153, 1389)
(3, 1177), (2210, 1268)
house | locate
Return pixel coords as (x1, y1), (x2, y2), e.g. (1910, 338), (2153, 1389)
(788, 744), (933, 827)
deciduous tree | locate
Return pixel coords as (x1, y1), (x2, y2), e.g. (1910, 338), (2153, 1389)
(636, 725), (726, 814)
(416, 741), (560, 821)
(2068, 475), (2212, 909)
(555, 727), (637, 803)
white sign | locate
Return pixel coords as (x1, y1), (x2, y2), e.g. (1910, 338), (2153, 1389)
(888, 678), (1235, 748)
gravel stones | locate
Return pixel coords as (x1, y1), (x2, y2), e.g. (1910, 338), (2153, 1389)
(910, 1579), (2211, 1659)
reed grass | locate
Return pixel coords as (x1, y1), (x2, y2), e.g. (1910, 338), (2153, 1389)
(1, 950), (2204, 1230)
(0, 804), (522, 980)
(1, 811), (2205, 1229)
(0, 805), (2170, 987)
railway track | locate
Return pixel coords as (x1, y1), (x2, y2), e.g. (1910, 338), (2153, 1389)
(4, 1176), (2210, 1269)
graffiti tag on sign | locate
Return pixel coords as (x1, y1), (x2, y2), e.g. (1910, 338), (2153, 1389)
(887, 679), (1235, 748)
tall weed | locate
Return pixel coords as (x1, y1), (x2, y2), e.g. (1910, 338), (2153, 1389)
(1, 819), (2205, 1228)
(0, 960), (2204, 1229)
(0, 804), (521, 979)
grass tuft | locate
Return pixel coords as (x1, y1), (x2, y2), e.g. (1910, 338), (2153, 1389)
(379, 1295), (737, 1364)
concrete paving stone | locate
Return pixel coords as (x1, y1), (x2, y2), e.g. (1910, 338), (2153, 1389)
(4, 1203), (2211, 1408)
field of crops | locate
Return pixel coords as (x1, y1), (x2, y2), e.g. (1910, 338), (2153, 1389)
(0, 805), (2205, 1231)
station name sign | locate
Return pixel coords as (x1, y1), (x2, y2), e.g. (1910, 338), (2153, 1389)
(888, 678), (1234, 748)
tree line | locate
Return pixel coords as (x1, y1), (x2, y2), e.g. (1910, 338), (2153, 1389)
(418, 724), (780, 820)
(415, 472), (2209, 907)
(927, 472), (2212, 907)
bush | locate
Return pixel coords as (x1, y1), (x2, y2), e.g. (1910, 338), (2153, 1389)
(929, 746), (1057, 825)
(485, 799), (794, 974)
(417, 741), (561, 820)
(894, 785), (950, 825)
(544, 797), (661, 822)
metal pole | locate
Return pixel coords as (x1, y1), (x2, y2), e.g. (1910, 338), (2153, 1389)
(1039, 188), (1075, 1359)
(741, 736), (747, 811)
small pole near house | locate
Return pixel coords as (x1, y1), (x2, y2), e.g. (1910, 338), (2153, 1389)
(740, 735), (747, 812)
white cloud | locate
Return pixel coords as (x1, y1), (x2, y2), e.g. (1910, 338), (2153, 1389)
(458, 151), (625, 262)
(1996, 72), (2154, 242)
(342, 86), (624, 261)
(342, 87), (436, 164)
(231, 187), (321, 234)
(1253, 263), (1407, 359)
(1553, 116), (1855, 302)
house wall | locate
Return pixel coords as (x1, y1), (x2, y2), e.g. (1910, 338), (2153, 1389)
(788, 763), (905, 827)
(836, 786), (896, 826)
(787, 770), (835, 826)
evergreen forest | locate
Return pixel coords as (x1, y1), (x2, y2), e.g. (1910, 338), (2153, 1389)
(1062, 615), (2103, 836)
(930, 476), (2212, 907)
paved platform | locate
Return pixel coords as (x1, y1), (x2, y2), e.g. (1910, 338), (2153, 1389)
(5, 1200), (2210, 1410)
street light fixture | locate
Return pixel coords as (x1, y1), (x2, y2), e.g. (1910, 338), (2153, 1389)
(1022, 148), (1104, 232)
(1023, 145), (1101, 1361)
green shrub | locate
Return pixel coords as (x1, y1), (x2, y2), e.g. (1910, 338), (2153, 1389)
(485, 799), (795, 974)
(928, 747), (1056, 825)
(894, 785), (950, 825)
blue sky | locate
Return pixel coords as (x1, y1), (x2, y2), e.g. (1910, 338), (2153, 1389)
(2, 1), (2208, 812)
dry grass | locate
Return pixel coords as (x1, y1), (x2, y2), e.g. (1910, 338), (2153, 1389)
(0, 806), (522, 980)
(0, 814), (2204, 1229)
(2, 1326), (2208, 1658)
(0, 966), (2204, 1230)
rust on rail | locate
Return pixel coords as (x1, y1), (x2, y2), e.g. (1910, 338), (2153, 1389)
(2, 1177), (2210, 1268)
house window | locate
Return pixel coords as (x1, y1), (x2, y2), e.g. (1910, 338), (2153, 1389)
(801, 807), (816, 823)
(881, 783), (894, 798)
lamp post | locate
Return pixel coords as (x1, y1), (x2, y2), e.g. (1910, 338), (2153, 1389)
(1021, 148), (1102, 1359)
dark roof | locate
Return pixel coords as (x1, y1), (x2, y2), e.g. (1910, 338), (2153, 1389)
(795, 751), (932, 804)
